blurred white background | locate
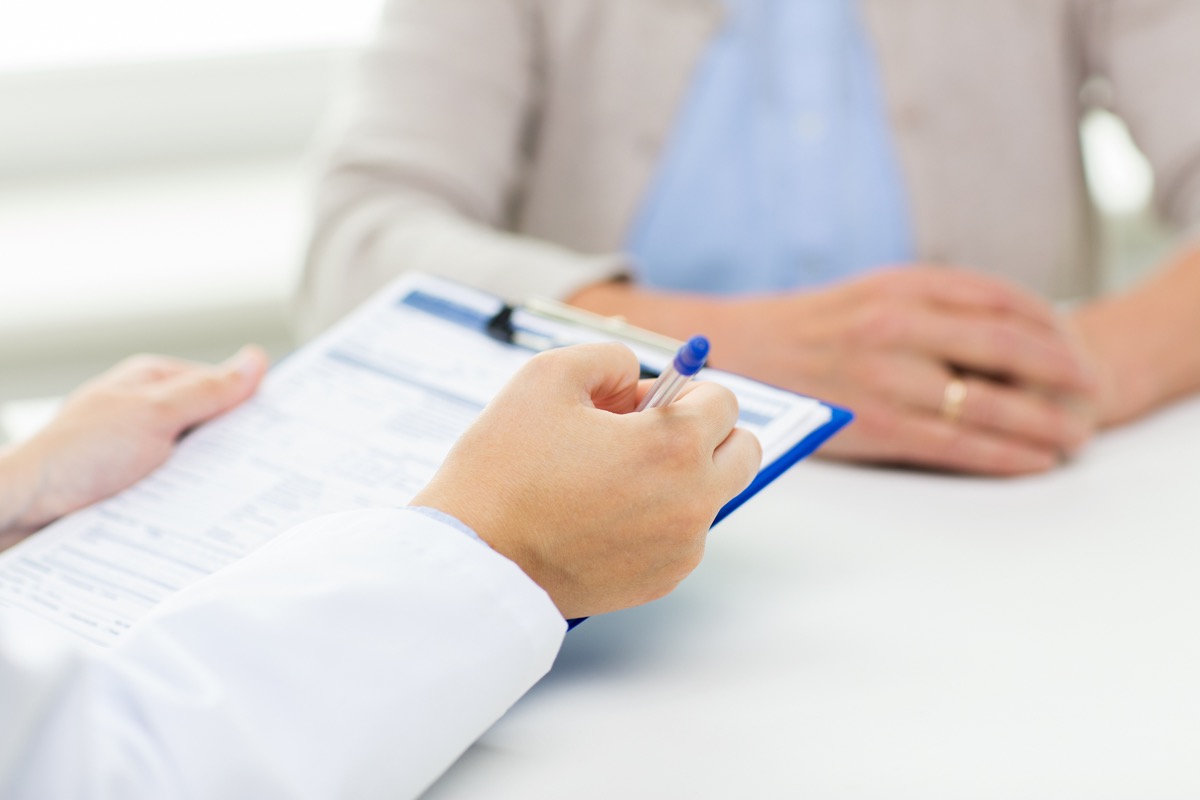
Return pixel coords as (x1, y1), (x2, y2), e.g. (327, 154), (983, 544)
(0, 0), (384, 420)
(0, 0), (1174, 441)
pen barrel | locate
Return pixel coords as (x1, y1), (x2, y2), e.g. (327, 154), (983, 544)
(637, 370), (693, 411)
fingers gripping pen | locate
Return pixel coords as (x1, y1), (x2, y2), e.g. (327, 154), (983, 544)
(637, 336), (710, 411)
(564, 336), (709, 632)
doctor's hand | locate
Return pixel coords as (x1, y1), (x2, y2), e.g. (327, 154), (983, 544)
(571, 267), (1099, 476)
(0, 347), (268, 546)
(411, 342), (762, 620)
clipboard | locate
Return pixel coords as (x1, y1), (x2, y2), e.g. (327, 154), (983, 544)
(0, 272), (851, 646)
(398, 279), (852, 527)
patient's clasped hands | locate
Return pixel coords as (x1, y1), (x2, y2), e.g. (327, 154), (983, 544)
(725, 267), (1100, 475)
(572, 267), (1099, 476)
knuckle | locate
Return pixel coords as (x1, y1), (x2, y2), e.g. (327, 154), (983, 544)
(717, 391), (742, 428)
(690, 383), (739, 422)
(982, 286), (1015, 312)
(710, 383), (739, 411)
(194, 372), (229, 396)
(596, 341), (635, 360)
(524, 349), (563, 377)
(651, 426), (682, 461)
(513, 354), (561, 394)
(984, 325), (1021, 363)
(656, 417), (710, 465)
(660, 502), (712, 543)
(846, 355), (895, 396)
(141, 392), (178, 422)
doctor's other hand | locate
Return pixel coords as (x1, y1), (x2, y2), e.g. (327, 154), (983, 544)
(572, 267), (1100, 476)
(411, 342), (762, 621)
(0, 347), (268, 544)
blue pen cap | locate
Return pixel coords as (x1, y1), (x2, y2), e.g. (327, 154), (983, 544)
(674, 336), (710, 377)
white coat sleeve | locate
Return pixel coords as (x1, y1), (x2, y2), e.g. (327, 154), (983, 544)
(0, 508), (567, 800)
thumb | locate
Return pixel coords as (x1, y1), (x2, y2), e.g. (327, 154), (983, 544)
(153, 346), (269, 432)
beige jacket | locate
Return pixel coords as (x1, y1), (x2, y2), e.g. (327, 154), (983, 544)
(301, 0), (1200, 332)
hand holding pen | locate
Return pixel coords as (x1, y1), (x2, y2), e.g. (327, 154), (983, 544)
(637, 336), (710, 411)
(414, 340), (760, 622)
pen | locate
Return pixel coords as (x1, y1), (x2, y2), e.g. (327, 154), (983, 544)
(637, 336), (710, 411)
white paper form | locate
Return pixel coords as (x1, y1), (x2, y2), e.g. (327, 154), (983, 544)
(0, 273), (832, 646)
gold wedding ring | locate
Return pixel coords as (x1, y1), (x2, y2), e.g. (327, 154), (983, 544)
(940, 377), (967, 424)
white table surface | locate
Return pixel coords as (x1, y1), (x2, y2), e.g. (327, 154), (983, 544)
(425, 396), (1200, 800)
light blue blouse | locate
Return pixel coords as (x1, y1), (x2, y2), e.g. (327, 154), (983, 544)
(627, 0), (914, 294)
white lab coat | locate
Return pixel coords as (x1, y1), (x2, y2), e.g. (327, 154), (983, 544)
(0, 508), (567, 799)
